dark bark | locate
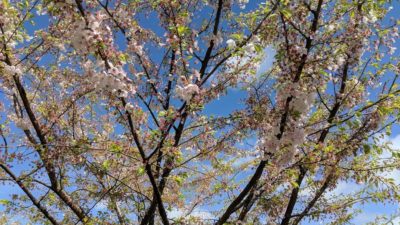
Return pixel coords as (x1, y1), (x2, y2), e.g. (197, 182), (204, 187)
(0, 164), (60, 225)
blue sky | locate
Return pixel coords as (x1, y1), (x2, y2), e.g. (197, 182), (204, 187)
(1, 1), (400, 224)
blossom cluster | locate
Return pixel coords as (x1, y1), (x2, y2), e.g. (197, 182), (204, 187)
(84, 61), (135, 98)
(14, 118), (30, 130)
(1, 64), (22, 77)
(259, 81), (315, 166)
(70, 13), (112, 54)
(175, 75), (200, 102)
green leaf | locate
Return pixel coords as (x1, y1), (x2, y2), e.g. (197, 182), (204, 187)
(254, 44), (263, 53)
(280, 8), (292, 18)
(137, 167), (145, 176)
(231, 33), (243, 41)
(158, 110), (166, 117)
(0, 199), (10, 205)
(102, 160), (111, 170)
(110, 143), (122, 153)
(363, 144), (371, 154)
(2, 0), (9, 8)
(119, 54), (128, 63)
(290, 180), (299, 188)
(174, 176), (184, 185)
(177, 25), (188, 36)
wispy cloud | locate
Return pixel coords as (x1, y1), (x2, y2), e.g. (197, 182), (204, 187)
(168, 207), (214, 220)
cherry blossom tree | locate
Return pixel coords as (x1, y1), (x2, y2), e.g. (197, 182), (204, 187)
(1, 0), (400, 224)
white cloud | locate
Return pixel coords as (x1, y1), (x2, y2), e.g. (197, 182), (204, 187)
(256, 46), (276, 76)
(392, 216), (400, 224)
(348, 134), (400, 224)
(352, 208), (400, 224)
(379, 134), (400, 184)
(226, 46), (275, 79)
(299, 180), (361, 201)
(388, 134), (400, 150)
(352, 212), (380, 224)
(231, 155), (256, 168)
(298, 134), (400, 224)
(168, 207), (214, 220)
(326, 181), (362, 198)
(93, 200), (108, 211)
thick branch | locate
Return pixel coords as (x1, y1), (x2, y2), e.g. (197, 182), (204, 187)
(214, 160), (267, 225)
(0, 163), (59, 225)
